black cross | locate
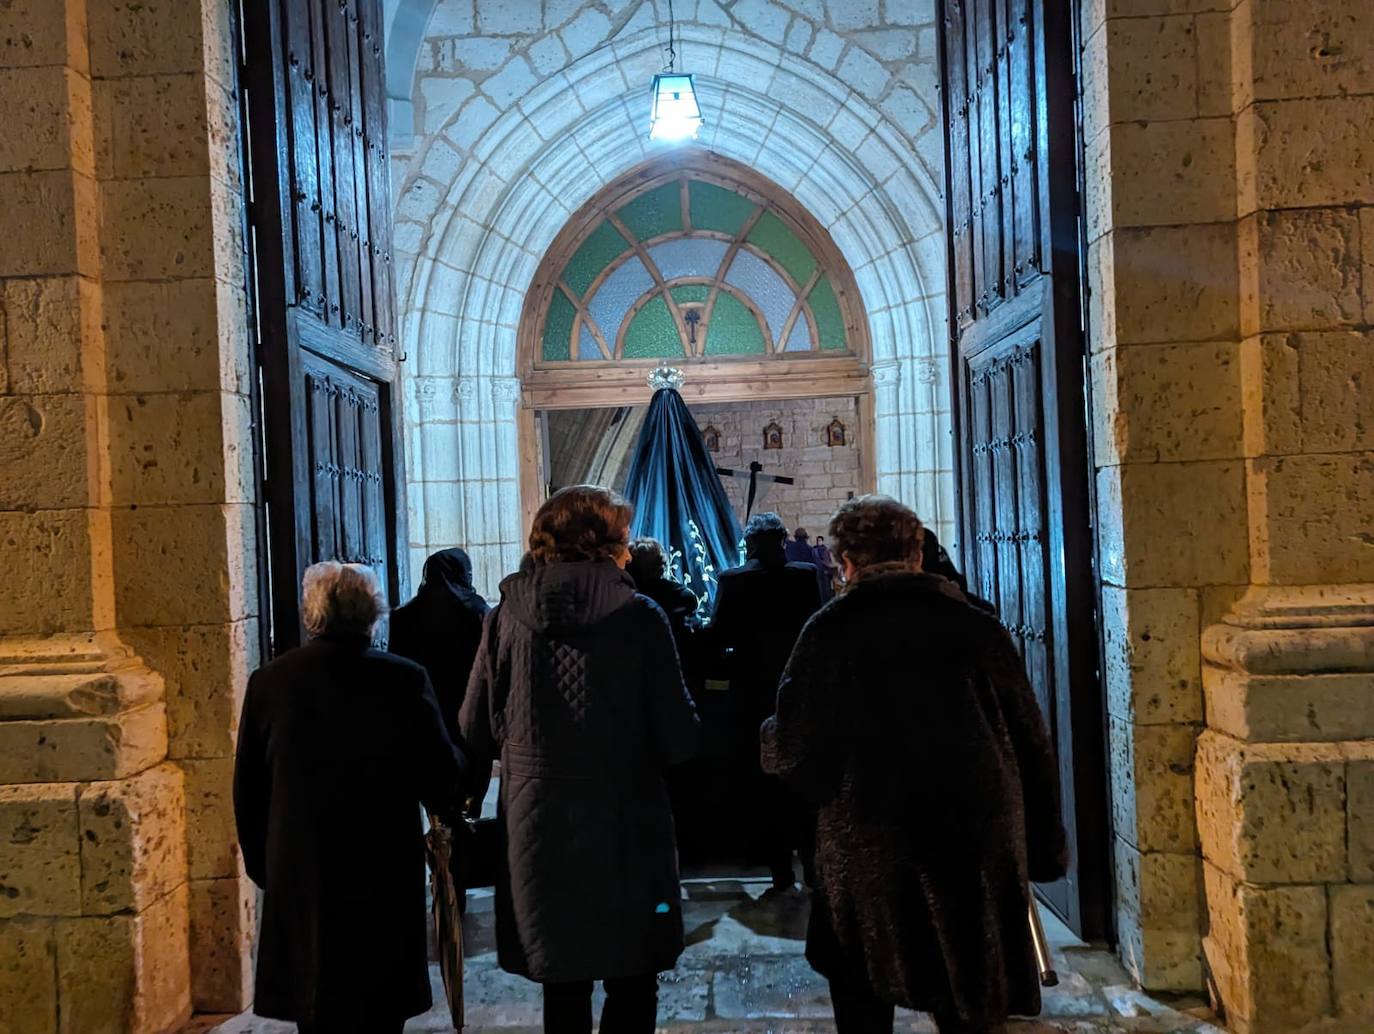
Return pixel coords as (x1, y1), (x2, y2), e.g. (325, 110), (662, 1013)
(715, 460), (794, 518)
(683, 308), (701, 345)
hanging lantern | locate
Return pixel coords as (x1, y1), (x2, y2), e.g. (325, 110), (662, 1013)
(648, 72), (703, 142)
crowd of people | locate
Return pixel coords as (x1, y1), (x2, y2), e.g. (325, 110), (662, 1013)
(233, 488), (1068, 1034)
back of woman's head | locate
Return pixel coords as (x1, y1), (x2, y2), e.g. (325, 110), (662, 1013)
(301, 561), (387, 639)
(528, 485), (633, 566)
(626, 537), (667, 586)
(828, 495), (924, 574)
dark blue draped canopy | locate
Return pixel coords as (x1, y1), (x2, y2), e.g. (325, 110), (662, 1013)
(623, 388), (742, 613)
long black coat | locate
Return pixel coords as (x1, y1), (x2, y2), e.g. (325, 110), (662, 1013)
(390, 547), (489, 738)
(459, 561), (700, 983)
(761, 570), (1068, 1025)
(711, 557), (822, 729)
(704, 557), (822, 861)
(233, 638), (467, 1028)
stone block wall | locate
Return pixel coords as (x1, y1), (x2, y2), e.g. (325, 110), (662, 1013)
(1085, 0), (1374, 1027)
(684, 396), (864, 537)
(0, 0), (256, 1028)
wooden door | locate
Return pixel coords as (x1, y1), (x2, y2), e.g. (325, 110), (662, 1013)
(939, 0), (1111, 938)
(241, 0), (407, 651)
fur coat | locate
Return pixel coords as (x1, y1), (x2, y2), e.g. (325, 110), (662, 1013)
(761, 569), (1068, 1025)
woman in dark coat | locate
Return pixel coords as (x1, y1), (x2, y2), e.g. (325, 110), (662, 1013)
(460, 486), (700, 1034)
(389, 546), (489, 738)
(761, 495), (1068, 1034)
(233, 562), (467, 1033)
(626, 536), (699, 653)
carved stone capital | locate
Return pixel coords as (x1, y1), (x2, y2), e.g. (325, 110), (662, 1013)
(870, 361), (901, 387)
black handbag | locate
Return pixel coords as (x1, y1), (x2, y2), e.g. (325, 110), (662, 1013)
(453, 815), (503, 890)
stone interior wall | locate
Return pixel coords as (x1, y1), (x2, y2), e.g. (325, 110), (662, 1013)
(0, 0), (256, 1029)
(1085, 0), (1374, 1028)
(389, 0), (954, 598)
(684, 396), (863, 538)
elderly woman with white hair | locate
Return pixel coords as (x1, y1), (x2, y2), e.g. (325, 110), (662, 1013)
(234, 561), (468, 1034)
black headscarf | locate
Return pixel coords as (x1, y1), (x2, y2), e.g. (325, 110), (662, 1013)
(418, 547), (484, 606)
(389, 548), (489, 739)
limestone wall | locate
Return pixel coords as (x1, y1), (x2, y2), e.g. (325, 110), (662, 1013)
(0, 0), (256, 1027)
(684, 396), (863, 537)
(389, 0), (954, 597)
(1086, 0), (1374, 1026)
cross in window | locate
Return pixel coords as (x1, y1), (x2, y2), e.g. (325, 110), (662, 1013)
(683, 308), (702, 346)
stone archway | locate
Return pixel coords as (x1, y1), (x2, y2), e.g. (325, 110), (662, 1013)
(394, 17), (951, 595)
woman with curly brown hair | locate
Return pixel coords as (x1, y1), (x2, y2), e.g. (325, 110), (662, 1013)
(761, 495), (1067, 1034)
(459, 485), (700, 1034)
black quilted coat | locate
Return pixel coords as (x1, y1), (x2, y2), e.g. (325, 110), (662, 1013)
(761, 569), (1068, 1026)
(459, 560), (701, 983)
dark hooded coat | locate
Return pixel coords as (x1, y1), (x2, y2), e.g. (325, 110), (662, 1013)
(458, 560), (701, 983)
(761, 569), (1068, 1026)
(233, 637), (466, 1028)
(389, 547), (489, 738)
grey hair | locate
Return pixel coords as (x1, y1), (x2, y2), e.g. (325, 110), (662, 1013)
(300, 561), (387, 639)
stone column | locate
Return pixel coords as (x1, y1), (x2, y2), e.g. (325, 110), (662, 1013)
(0, 0), (257, 1027)
(1082, 0), (1245, 991)
(1195, 4), (1374, 1032)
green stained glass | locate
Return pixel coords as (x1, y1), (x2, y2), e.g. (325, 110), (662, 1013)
(616, 182), (683, 242)
(689, 180), (757, 237)
(746, 211), (817, 289)
(808, 275), (847, 351)
(704, 292), (765, 355)
(670, 284), (710, 305)
(542, 289), (576, 362)
(563, 221), (631, 297)
(621, 294), (683, 359)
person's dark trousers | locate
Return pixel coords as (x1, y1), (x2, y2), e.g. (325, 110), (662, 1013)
(829, 977), (895, 1034)
(543, 974), (659, 1034)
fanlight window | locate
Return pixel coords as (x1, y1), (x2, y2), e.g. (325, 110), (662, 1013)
(537, 172), (855, 364)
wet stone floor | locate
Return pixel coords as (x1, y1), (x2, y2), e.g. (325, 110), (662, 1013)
(195, 873), (1222, 1034)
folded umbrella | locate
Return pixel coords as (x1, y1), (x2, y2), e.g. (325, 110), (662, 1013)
(425, 818), (465, 1031)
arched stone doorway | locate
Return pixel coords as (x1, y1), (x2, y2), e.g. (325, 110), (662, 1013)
(514, 151), (876, 534)
(393, 18), (954, 597)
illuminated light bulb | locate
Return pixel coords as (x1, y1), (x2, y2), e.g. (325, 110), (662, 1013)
(648, 73), (704, 142)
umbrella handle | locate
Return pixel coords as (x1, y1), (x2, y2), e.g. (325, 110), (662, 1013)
(1028, 893), (1058, 987)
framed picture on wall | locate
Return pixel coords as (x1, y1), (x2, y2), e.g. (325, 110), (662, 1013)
(825, 417), (846, 447)
(703, 424), (721, 452)
(763, 421), (783, 450)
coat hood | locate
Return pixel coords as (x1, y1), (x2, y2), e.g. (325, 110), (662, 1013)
(499, 560), (637, 635)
